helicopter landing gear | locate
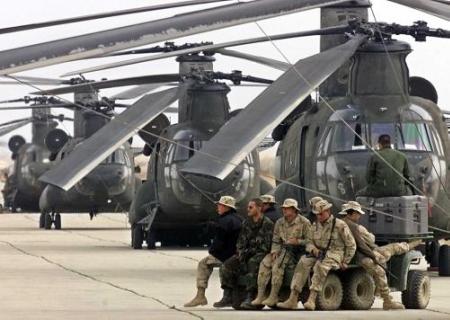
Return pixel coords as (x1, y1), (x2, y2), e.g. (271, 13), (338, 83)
(131, 224), (144, 249)
(42, 212), (62, 230)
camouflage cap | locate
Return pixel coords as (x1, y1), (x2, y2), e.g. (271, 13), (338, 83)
(338, 201), (365, 215)
(281, 198), (300, 211)
(312, 199), (333, 214)
(309, 196), (324, 207)
(260, 194), (276, 204)
(216, 196), (236, 210)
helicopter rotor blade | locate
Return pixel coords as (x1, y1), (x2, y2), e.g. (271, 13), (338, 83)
(110, 83), (178, 100)
(181, 35), (367, 180)
(0, 104), (76, 110)
(0, 0), (234, 35)
(33, 74), (181, 96)
(0, 75), (69, 86)
(39, 86), (184, 191)
(0, 0), (348, 75)
(388, 0), (450, 21)
(62, 25), (347, 76)
(216, 48), (290, 71)
(0, 119), (32, 137)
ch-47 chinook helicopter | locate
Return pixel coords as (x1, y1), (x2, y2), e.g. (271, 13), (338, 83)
(0, 0), (446, 242)
(0, 96), (72, 213)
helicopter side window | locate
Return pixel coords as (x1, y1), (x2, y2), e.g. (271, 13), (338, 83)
(430, 128), (444, 156)
(396, 123), (433, 151)
(317, 127), (332, 157)
(331, 123), (367, 152)
(173, 140), (203, 162)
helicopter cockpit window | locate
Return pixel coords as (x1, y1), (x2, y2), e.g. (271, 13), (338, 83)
(102, 149), (127, 164)
(173, 140), (203, 162)
(396, 123), (433, 151)
(317, 127), (332, 157)
(331, 123), (367, 152)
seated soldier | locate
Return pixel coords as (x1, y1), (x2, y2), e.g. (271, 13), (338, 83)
(184, 196), (242, 307)
(359, 134), (412, 197)
(251, 198), (311, 307)
(260, 194), (282, 223)
(339, 201), (421, 310)
(214, 198), (274, 309)
(277, 199), (356, 311)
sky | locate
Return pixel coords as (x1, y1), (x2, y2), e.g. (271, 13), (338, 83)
(0, 0), (448, 163)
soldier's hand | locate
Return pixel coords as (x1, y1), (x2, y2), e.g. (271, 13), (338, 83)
(311, 248), (320, 257)
(286, 238), (298, 245)
(340, 263), (348, 270)
(271, 252), (279, 261)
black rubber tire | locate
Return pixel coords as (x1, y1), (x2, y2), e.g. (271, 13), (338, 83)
(54, 214), (61, 230)
(39, 213), (45, 229)
(231, 287), (246, 310)
(131, 224), (143, 250)
(438, 245), (450, 276)
(44, 213), (52, 230)
(146, 230), (157, 250)
(341, 269), (375, 310)
(316, 273), (343, 311)
(401, 270), (431, 309)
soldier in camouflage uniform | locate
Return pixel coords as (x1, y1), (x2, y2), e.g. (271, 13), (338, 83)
(359, 134), (411, 197)
(339, 201), (421, 310)
(277, 199), (356, 310)
(214, 198), (274, 309)
(251, 198), (311, 307)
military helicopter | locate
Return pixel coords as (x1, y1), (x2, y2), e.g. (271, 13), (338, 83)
(0, 0), (446, 243)
(0, 98), (72, 213)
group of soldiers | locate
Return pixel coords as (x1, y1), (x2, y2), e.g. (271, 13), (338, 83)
(184, 194), (420, 311)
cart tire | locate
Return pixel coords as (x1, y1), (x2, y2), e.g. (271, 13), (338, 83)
(401, 270), (430, 309)
(341, 269), (375, 310)
(316, 273), (343, 311)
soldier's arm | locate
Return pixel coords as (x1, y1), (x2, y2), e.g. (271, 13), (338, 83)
(297, 219), (312, 246)
(358, 225), (376, 245)
(260, 220), (274, 253)
(271, 220), (282, 253)
(305, 224), (317, 253)
(235, 221), (248, 253)
(341, 223), (357, 264)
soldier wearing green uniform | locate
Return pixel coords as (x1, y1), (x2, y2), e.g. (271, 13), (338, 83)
(277, 199), (356, 311)
(339, 201), (421, 310)
(214, 198), (274, 309)
(360, 134), (411, 197)
(251, 198), (311, 307)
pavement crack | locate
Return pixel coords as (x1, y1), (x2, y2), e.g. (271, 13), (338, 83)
(0, 241), (204, 320)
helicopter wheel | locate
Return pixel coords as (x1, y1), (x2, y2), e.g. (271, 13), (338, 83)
(39, 213), (45, 229)
(54, 213), (62, 230)
(44, 213), (52, 230)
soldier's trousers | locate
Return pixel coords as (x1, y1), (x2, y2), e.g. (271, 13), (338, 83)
(290, 255), (341, 292)
(221, 253), (266, 292)
(196, 255), (222, 289)
(257, 252), (295, 291)
(360, 242), (410, 299)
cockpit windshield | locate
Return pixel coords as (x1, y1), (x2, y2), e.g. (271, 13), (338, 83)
(102, 149), (129, 165)
(172, 140), (203, 162)
(329, 122), (434, 153)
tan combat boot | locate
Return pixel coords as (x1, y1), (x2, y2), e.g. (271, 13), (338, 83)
(408, 240), (422, 250)
(276, 289), (299, 309)
(303, 290), (318, 311)
(251, 287), (266, 306)
(383, 296), (405, 310)
(184, 287), (207, 307)
(262, 283), (281, 306)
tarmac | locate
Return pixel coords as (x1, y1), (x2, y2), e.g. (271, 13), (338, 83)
(0, 213), (449, 320)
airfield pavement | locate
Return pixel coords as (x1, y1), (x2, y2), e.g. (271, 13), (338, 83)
(0, 213), (449, 320)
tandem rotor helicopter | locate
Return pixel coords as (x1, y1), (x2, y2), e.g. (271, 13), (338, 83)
(0, 0), (449, 269)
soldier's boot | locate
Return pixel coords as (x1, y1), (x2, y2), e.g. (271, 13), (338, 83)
(240, 290), (258, 310)
(382, 296), (405, 310)
(276, 289), (299, 310)
(213, 288), (232, 308)
(184, 287), (207, 307)
(261, 283), (282, 306)
(303, 290), (318, 311)
(251, 287), (266, 306)
(408, 240), (422, 250)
